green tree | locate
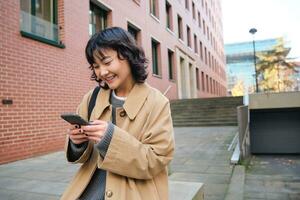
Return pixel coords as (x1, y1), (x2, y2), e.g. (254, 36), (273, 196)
(256, 38), (297, 92)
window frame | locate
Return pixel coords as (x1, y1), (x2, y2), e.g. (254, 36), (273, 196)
(20, 0), (65, 48)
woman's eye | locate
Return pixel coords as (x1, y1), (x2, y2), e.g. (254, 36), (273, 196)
(104, 61), (111, 66)
(93, 65), (99, 69)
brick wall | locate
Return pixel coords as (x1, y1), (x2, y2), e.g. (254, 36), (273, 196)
(0, 0), (95, 164)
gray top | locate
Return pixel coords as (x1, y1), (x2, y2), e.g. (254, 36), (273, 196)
(69, 91), (125, 200)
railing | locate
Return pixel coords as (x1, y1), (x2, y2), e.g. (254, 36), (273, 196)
(20, 11), (58, 42)
(163, 85), (172, 96)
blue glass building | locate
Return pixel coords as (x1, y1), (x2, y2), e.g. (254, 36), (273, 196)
(225, 38), (281, 95)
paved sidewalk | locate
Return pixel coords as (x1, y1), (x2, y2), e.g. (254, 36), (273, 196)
(244, 155), (300, 200)
(169, 126), (237, 200)
(0, 126), (237, 200)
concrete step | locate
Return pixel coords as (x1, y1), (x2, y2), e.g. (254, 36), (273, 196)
(169, 180), (204, 200)
(170, 96), (243, 127)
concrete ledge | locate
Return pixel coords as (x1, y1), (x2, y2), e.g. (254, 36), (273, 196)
(249, 91), (300, 109)
(224, 165), (245, 200)
(169, 181), (204, 200)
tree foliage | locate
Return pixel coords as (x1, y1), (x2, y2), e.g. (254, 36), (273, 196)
(256, 38), (297, 92)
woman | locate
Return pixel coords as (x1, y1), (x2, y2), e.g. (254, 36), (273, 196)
(61, 27), (175, 200)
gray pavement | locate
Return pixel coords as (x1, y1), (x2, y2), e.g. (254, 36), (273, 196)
(1, 126), (299, 200)
(169, 127), (237, 200)
(244, 155), (300, 200)
(0, 126), (237, 200)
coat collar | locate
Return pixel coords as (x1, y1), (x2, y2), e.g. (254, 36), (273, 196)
(92, 83), (151, 120)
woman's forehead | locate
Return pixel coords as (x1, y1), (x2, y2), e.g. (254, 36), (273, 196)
(93, 48), (116, 61)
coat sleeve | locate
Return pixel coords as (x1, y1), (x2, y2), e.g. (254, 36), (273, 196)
(65, 89), (94, 164)
(97, 100), (175, 180)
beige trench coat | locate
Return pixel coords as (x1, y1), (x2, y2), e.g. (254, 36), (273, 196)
(61, 83), (175, 200)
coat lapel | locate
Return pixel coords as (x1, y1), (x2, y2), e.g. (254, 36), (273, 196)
(123, 83), (151, 120)
(91, 83), (151, 121)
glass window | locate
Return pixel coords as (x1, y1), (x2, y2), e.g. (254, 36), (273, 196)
(196, 68), (200, 90)
(151, 39), (160, 75)
(187, 26), (191, 47)
(201, 71), (205, 91)
(185, 0), (189, 10)
(192, 1), (195, 19)
(198, 11), (201, 28)
(127, 22), (141, 45)
(200, 41), (203, 60)
(89, 3), (108, 36)
(177, 15), (183, 40)
(166, 1), (173, 31)
(194, 34), (198, 53)
(168, 49), (174, 80)
(20, 0), (59, 42)
(150, 0), (159, 18)
(206, 74), (209, 92)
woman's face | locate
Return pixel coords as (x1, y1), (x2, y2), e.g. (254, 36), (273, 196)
(92, 49), (135, 96)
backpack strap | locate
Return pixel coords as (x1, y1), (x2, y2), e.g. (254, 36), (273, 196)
(88, 86), (100, 121)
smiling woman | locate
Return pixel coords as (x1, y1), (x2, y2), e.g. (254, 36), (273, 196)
(61, 27), (175, 200)
(85, 27), (148, 92)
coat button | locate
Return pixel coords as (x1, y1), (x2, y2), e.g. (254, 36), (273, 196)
(119, 110), (126, 117)
(106, 190), (113, 198)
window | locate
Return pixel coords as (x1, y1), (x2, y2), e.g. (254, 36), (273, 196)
(194, 34), (198, 53)
(187, 26), (191, 47)
(127, 22), (141, 45)
(206, 74), (209, 92)
(203, 20), (206, 35)
(185, 0), (189, 10)
(20, 0), (62, 47)
(208, 51), (211, 67)
(166, 1), (173, 31)
(89, 3), (110, 36)
(168, 49), (174, 80)
(192, 1), (195, 19)
(150, 0), (159, 18)
(198, 11), (201, 28)
(201, 71), (205, 91)
(177, 15), (183, 40)
(210, 77), (212, 94)
(204, 47), (207, 64)
(207, 26), (209, 40)
(196, 68), (200, 90)
(199, 41), (203, 60)
(151, 38), (161, 76)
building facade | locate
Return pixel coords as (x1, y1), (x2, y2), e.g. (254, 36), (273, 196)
(0, 0), (226, 163)
(225, 38), (281, 95)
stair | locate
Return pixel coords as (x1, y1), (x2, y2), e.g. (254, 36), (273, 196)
(170, 96), (244, 127)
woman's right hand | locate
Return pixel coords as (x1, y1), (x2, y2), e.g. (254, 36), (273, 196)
(67, 125), (89, 145)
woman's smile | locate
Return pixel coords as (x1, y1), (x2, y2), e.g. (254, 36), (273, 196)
(104, 75), (116, 84)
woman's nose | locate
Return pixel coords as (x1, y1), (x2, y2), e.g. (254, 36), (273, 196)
(100, 68), (109, 76)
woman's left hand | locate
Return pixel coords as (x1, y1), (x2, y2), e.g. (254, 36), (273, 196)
(81, 120), (108, 143)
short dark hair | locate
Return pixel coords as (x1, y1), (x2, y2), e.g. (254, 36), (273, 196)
(85, 27), (148, 89)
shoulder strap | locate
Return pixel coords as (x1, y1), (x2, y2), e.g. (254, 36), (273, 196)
(88, 86), (100, 121)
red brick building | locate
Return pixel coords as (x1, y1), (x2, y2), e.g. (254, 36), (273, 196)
(0, 0), (226, 163)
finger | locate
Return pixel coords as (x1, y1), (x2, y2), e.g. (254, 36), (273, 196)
(69, 128), (85, 135)
(87, 135), (102, 143)
(83, 124), (106, 132)
(89, 120), (106, 125)
(70, 134), (88, 140)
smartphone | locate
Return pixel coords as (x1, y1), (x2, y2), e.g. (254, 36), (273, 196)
(61, 113), (90, 126)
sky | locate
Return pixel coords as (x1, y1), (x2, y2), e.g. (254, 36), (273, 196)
(221, 0), (300, 61)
